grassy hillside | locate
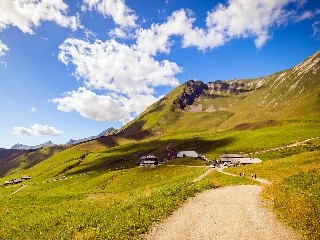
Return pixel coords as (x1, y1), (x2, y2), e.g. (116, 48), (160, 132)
(0, 146), (66, 177)
(119, 51), (320, 138)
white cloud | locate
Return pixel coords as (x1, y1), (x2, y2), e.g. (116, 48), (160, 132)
(82, 0), (137, 28)
(56, 31), (182, 123)
(135, 10), (196, 55)
(51, 87), (127, 122)
(28, 107), (37, 112)
(58, 38), (181, 96)
(12, 124), (64, 136)
(109, 27), (133, 39)
(0, 61), (7, 68)
(135, 0), (313, 52)
(51, 87), (159, 123)
(0, 0), (81, 34)
(312, 21), (320, 40)
(0, 40), (9, 56)
(204, 0), (302, 49)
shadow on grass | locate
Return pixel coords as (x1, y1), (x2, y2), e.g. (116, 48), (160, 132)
(117, 120), (152, 140)
(0, 146), (65, 178)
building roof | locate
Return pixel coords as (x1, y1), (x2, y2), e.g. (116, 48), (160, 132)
(177, 151), (198, 155)
(140, 155), (157, 160)
(238, 158), (262, 164)
(220, 157), (262, 164)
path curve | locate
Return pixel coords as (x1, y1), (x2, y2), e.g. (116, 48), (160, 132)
(143, 185), (300, 240)
(216, 167), (271, 185)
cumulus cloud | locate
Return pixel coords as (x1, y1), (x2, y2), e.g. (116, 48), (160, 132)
(82, 0), (137, 28)
(11, 124), (64, 136)
(58, 38), (181, 96)
(51, 87), (127, 122)
(0, 40), (9, 56)
(51, 87), (159, 123)
(135, 0), (314, 53)
(0, 0), (80, 34)
(28, 107), (36, 112)
(55, 37), (181, 122)
(109, 27), (134, 39)
(135, 10), (196, 55)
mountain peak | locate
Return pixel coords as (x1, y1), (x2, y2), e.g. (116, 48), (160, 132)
(66, 127), (117, 145)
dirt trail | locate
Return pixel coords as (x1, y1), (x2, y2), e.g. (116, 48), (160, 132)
(192, 168), (214, 182)
(12, 184), (27, 195)
(243, 136), (319, 156)
(216, 167), (271, 185)
(143, 185), (300, 240)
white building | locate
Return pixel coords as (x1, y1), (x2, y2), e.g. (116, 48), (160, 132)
(177, 151), (199, 158)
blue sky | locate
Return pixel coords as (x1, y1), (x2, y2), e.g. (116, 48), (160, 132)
(0, 0), (319, 149)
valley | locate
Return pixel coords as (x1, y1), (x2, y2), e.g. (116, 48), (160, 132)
(0, 51), (319, 239)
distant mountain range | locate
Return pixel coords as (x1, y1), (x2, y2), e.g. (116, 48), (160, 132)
(66, 127), (117, 145)
(11, 141), (56, 150)
(10, 127), (117, 150)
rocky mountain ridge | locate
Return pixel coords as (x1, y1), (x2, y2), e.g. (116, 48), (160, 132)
(66, 127), (117, 145)
(10, 127), (117, 150)
(172, 51), (320, 113)
(11, 141), (56, 150)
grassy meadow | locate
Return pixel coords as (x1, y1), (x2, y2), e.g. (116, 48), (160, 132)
(0, 164), (256, 240)
(0, 116), (319, 239)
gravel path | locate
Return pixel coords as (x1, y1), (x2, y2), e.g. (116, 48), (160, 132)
(143, 185), (300, 240)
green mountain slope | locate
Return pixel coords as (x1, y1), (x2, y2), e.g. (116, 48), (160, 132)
(0, 146), (66, 177)
(120, 51), (319, 138)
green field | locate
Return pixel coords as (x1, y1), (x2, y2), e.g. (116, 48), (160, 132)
(1, 121), (319, 239)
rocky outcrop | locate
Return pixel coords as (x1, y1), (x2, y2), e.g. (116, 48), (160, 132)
(172, 80), (248, 110)
(172, 80), (208, 110)
(207, 80), (245, 93)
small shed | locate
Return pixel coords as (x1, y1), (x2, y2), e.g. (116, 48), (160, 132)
(139, 155), (158, 166)
(177, 151), (199, 158)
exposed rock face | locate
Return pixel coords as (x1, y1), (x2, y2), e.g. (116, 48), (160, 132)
(97, 127), (117, 137)
(207, 80), (245, 93)
(172, 80), (247, 110)
(172, 80), (208, 110)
